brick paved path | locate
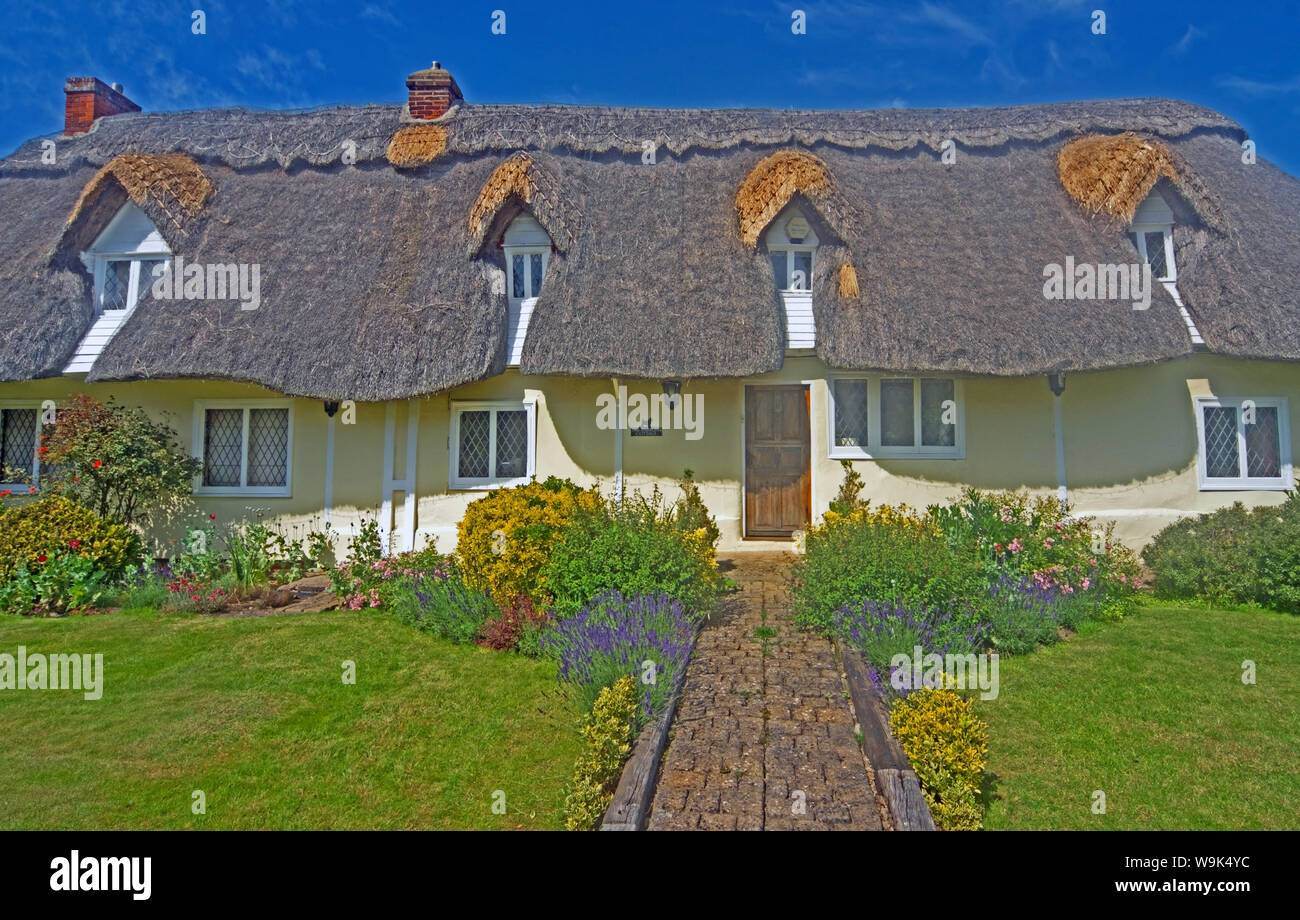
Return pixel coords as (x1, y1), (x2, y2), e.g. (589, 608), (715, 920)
(648, 552), (887, 830)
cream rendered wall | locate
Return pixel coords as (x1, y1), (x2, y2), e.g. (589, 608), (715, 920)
(3, 353), (1298, 559)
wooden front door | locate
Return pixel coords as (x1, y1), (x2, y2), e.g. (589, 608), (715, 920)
(745, 385), (811, 537)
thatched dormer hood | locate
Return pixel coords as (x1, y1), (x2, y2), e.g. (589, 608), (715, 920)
(0, 96), (1295, 400)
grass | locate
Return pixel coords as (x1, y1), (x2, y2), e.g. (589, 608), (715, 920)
(0, 607), (581, 830)
(977, 604), (1300, 830)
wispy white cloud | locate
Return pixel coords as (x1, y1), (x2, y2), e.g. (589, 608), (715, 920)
(1218, 73), (1300, 96)
(1167, 24), (1205, 56)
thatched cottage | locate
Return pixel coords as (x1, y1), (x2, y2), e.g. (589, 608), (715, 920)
(1, 64), (1298, 553)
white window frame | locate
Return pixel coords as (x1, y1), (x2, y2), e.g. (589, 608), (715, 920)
(0, 401), (43, 491)
(192, 399), (294, 497)
(1194, 396), (1291, 491)
(769, 246), (817, 293)
(449, 399), (537, 490)
(1128, 224), (1176, 282)
(826, 376), (966, 460)
(505, 247), (549, 301)
(91, 255), (169, 317)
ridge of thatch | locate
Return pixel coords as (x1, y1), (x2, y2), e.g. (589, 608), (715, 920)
(736, 151), (832, 247)
(66, 153), (212, 236)
(1057, 133), (1180, 224)
(0, 99), (1240, 176)
(386, 124), (448, 168)
(467, 152), (576, 254)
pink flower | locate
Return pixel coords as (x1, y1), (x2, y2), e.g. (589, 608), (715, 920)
(1119, 573), (1128, 583)
(368, 589), (381, 608)
(1043, 538), (1055, 548)
(1055, 522), (1064, 532)
(1008, 539), (1023, 553)
(1081, 578), (1092, 590)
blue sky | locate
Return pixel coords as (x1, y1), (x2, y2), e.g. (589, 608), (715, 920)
(3, 0), (1299, 173)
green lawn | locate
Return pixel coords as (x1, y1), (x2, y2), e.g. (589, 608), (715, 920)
(0, 607), (581, 829)
(978, 604), (1300, 830)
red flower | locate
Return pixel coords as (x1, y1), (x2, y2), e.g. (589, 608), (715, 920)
(1, 490), (10, 497)
(210, 514), (217, 520)
(69, 540), (81, 549)
(37, 554), (48, 563)
(28, 486), (36, 494)
(37, 446), (48, 454)
(93, 460), (102, 468)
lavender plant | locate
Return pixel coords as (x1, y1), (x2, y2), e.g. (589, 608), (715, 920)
(541, 591), (697, 727)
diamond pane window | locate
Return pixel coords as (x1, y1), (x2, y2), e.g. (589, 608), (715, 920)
(1144, 231), (1168, 278)
(921, 379), (956, 447)
(833, 380), (868, 447)
(452, 404), (533, 488)
(530, 253), (545, 295)
(137, 259), (167, 305)
(103, 261), (132, 312)
(247, 409), (289, 487)
(881, 380), (915, 447)
(511, 255), (526, 299)
(203, 409), (244, 487)
(1202, 406), (1241, 479)
(495, 411), (527, 479)
(458, 411), (490, 479)
(0, 409), (38, 482)
(1245, 406), (1281, 478)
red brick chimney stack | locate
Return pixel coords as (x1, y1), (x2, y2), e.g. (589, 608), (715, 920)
(64, 77), (140, 136)
(405, 62), (463, 120)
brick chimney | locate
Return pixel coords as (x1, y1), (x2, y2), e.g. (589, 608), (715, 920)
(405, 62), (462, 120)
(64, 77), (140, 136)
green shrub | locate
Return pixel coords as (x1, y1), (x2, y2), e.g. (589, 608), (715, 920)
(0, 495), (142, 583)
(1144, 503), (1258, 606)
(668, 469), (721, 549)
(39, 393), (201, 526)
(792, 505), (986, 634)
(1252, 494), (1300, 613)
(385, 567), (496, 644)
(0, 551), (114, 616)
(543, 487), (725, 618)
(457, 477), (604, 607)
(889, 687), (989, 831)
(563, 675), (637, 831)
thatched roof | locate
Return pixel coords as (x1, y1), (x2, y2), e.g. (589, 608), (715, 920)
(0, 96), (1296, 396)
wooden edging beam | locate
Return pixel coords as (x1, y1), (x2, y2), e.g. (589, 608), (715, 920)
(838, 643), (937, 832)
(600, 635), (695, 832)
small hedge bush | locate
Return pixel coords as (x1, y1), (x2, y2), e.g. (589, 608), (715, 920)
(543, 488), (725, 619)
(0, 495), (142, 583)
(889, 687), (989, 831)
(456, 477), (603, 607)
(563, 676), (637, 831)
(1145, 491), (1300, 612)
(793, 504), (987, 633)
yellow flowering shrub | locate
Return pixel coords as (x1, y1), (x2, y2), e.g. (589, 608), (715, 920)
(563, 675), (637, 831)
(0, 495), (142, 581)
(889, 687), (989, 830)
(456, 477), (603, 607)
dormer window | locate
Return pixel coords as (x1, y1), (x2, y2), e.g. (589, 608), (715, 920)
(1127, 192), (1176, 282)
(84, 202), (172, 317)
(766, 210), (818, 292)
(505, 215), (550, 299)
(502, 214), (551, 366)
